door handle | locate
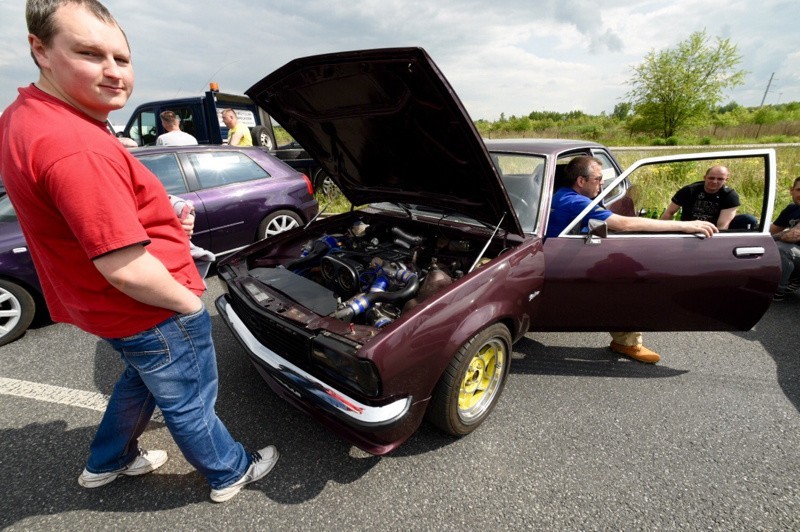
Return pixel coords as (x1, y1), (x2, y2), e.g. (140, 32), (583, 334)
(734, 246), (765, 258)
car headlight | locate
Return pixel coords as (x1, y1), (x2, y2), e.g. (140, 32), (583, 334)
(312, 333), (381, 397)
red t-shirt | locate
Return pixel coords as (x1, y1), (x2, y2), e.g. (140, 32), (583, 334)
(0, 85), (204, 338)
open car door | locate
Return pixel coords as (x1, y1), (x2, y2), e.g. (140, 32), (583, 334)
(532, 149), (780, 332)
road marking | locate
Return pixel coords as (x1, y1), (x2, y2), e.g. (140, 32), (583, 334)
(0, 377), (165, 424)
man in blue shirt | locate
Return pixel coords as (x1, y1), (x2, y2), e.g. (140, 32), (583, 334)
(546, 156), (717, 363)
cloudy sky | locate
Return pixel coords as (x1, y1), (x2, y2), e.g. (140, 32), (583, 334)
(0, 0), (796, 126)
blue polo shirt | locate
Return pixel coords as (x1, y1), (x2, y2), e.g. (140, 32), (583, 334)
(546, 187), (613, 238)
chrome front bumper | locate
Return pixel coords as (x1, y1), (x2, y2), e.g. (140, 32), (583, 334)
(217, 296), (411, 427)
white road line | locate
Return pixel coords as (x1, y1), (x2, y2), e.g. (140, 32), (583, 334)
(0, 377), (165, 424)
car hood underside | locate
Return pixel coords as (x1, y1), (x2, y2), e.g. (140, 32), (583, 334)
(246, 47), (521, 235)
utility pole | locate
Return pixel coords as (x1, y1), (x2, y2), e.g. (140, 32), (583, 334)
(759, 72), (775, 107)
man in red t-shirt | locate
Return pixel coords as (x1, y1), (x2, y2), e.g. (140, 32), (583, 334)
(0, 0), (277, 503)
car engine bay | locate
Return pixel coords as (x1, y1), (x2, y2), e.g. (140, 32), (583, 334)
(245, 216), (504, 329)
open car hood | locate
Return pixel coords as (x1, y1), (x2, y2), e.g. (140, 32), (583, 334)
(246, 47), (521, 235)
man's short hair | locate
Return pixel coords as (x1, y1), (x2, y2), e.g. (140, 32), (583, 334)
(793, 176), (800, 188)
(221, 108), (236, 117)
(704, 165), (729, 177)
(26, 0), (122, 66)
(160, 110), (179, 126)
(564, 155), (603, 187)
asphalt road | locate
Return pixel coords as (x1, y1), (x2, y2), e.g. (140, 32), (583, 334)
(1, 276), (798, 531)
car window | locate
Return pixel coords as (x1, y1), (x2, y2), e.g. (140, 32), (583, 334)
(624, 155), (767, 231)
(170, 106), (196, 138)
(592, 150), (625, 201)
(557, 150), (773, 236)
(128, 110), (157, 147)
(137, 153), (188, 194)
(186, 151), (270, 189)
(491, 153), (545, 233)
(0, 195), (17, 222)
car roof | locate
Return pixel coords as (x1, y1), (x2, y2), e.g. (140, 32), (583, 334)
(129, 145), (265, 156)
(483, 138), (608, 156)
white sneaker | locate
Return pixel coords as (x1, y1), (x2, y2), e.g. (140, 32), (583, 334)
(210, 446), (279, 503)
(78, 448), (168, 488)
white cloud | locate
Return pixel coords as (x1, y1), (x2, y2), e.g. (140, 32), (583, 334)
(0, 0), (795, 124)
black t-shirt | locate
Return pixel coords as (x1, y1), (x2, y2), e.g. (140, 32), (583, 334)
(773, 203), (800, 229)
(671, 181), (740, 224)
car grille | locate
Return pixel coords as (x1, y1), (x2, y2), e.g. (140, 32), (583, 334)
(228, 290), (313, 363)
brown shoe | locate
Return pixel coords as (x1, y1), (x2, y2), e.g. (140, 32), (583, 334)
(609, 342), (661, 364)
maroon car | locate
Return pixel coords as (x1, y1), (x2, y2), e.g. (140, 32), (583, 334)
(215, 48), (780, 455)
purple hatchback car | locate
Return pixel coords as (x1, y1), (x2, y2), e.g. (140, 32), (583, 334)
(215, 48), (780, 455)
(0, 145), (317, 346)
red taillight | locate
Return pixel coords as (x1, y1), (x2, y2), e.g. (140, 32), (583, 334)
(302, 174), (314, 196)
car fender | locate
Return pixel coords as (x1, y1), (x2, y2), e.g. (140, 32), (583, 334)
(365, 254), (531, 401)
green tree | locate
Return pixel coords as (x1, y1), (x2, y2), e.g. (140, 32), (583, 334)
(626, 30), (745, 138)
(612, 102), (631, 121)
(752, 107), (780, 138)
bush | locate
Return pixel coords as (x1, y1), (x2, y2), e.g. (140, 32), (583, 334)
(666, 136), (680, 145)
(700, 136), (712, 145)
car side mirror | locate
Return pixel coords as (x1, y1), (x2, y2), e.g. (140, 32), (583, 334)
(585, 218), (608, 245)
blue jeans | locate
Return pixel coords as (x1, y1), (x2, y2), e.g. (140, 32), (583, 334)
(87, 305), (251, 489)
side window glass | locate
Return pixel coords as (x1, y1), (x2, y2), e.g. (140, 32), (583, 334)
(593, 150), (632, 216)
(624, 156), (766, 231)
(493, 153), (545, 233)
(137, 153), (188, 194)
(0, 195), (18, 223)
(135, 110), (158, 146)
(187, 151), (269, 189)
(593, 151), (623, 199)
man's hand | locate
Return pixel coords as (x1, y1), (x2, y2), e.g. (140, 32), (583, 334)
(779, 225), (800, 243)
(180, 208), (195, 237)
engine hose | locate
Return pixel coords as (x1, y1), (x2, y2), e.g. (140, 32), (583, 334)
(391, 226), (424, 246)
(334, 272), (420, 321)
(285, 236), (336, 271)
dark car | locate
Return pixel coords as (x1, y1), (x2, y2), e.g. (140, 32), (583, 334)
(131, 145), (318, 254)
(214, 48), (780, 455)
(0, 145), (317, 347)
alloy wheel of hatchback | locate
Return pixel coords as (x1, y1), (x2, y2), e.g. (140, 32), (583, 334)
(257, 210), (303, 239)
(312, 169), (342, 199)
(0, 279), (36, 347)
(427, 323), (512, 436)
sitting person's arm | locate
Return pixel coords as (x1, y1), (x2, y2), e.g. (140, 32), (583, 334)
(660, 201), (681, 221)
(775, 224), (800, 243)
(716, 207), (737, 230)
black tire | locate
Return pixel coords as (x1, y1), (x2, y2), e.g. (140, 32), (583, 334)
(312, 168), (340, 198)
(426, 323), (512, 436)
(0, 279), (36, 347)
(251, 126), (274, 151)
(257, 210), (303, 240)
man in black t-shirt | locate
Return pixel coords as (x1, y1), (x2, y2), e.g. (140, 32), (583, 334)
(661, 165), (740, 229)
(770, 176), (800, 300)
